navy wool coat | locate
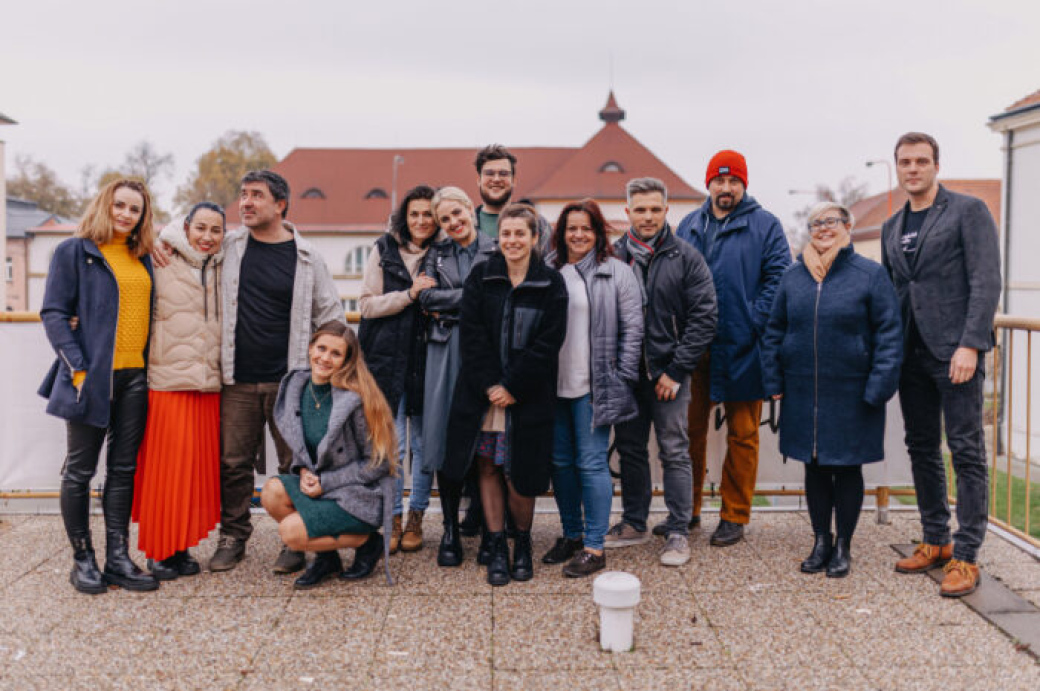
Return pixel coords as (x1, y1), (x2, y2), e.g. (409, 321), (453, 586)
(442, 253), (568, 496)
(38, 238), (154, 428)
(759, 246), (903, 466)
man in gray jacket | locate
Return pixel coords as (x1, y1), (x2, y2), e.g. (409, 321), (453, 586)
(210, 170), (344, 573)
(882, 133), (1001, 598)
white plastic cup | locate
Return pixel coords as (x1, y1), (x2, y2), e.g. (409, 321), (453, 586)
(592, 571), (641, 652)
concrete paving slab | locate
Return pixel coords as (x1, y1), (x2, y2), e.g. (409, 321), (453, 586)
(493, 669), (620, 691)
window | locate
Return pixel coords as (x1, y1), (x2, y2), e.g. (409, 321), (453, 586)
(301, 187), (326, 200)
(364, 188), (388, 200)
(5, 258), (12, 282)
(599, 161), (624, 173)
(344, 245), (372, 276)
(343, 298), (359, 313)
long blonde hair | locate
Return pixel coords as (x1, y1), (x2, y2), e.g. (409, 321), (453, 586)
(311, 321), (398, 476)
(76, 178), (155, 257)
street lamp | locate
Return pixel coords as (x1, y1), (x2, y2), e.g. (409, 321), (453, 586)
(865, 159), (893, 217)
(390, 154), (404, 213)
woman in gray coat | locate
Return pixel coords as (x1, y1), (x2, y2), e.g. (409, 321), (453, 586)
(262, 321), (398, 589)
(543, 199), (644, 577)
(421, 186), (497, 567)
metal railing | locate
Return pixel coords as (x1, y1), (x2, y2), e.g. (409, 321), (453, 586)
(990, 315), (1040, 547)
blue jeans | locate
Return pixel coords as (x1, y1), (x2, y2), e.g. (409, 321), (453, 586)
(551, 394), (612, 551)
(394, 394), (432, 515)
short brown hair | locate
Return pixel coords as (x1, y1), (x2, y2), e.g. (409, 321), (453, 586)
(475, 144), (517, 175)
(894, 132), (940, 165)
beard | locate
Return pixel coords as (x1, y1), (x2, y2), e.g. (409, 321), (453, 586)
(480, 184), (513, 208)
(713, 193), (735, 210)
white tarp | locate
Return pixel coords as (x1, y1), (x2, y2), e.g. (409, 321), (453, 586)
(0, 321), (913, 493)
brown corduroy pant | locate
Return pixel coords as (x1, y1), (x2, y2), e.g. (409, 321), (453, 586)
(687, 354), (763, 525)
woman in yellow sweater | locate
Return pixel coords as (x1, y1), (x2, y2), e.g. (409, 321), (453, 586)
(39, 178), (159, 594)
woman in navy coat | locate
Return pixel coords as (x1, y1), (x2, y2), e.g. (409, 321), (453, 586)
(760, 201), (902, 578)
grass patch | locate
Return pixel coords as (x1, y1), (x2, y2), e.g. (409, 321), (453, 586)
(893, 457), (1040, 540)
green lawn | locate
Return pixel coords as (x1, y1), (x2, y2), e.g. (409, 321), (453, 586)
(895, 458), (1040, 540)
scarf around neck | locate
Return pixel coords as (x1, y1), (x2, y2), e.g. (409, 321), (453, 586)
(802, 233), (851, 283)
(625, 226), (666, 305)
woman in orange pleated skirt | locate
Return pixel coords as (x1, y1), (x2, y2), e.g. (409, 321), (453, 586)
(132, 202), (226, 579)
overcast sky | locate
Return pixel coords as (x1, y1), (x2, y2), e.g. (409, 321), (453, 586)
(1, 0), (1036, 226)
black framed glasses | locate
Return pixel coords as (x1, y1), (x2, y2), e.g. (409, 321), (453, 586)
(808, 216), (845, 232)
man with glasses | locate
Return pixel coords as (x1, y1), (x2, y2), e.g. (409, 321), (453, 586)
(473, 144), (550, 252)
(884, 132), (1000, 597)
(675, 150), (791, 547)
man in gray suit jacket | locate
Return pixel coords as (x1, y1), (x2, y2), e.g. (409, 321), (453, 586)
(881, 132), (1001, 598)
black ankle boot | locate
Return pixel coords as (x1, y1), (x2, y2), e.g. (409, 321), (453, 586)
(486, 531), (511, 587)
(295, 551), (343, 589)
(800, 533), (833, 573)
(511, 530), (533, 581)
(437, 481), (464, 567)
(69, 536), (107, 595)
(176, 550), (201, 576)
(104, 533), (159, 592)
(477, 526), (492, 566)
(827, 537), (851, 578)
(340, 532), (384, 580)
(147, 556), (180, 581)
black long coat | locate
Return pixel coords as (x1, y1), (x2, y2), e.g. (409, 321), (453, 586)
(442, 253), (568, 496)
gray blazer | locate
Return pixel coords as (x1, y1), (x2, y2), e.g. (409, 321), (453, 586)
(881, 185), (1001, 361)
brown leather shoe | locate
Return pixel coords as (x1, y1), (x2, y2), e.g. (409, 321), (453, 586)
(400, 509), (424, 552)
(940, 559), (980, 597)
(894, 542), (953, 573)
(389, 515), (403, 555)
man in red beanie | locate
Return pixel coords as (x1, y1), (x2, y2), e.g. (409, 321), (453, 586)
(674, 150), (791, 546)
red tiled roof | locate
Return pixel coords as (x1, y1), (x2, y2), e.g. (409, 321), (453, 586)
(1006, 89), (1040, 112)
(227, 95), (703, 226)
(527, 123), (703, 201)
(850, 179), (1001, 233)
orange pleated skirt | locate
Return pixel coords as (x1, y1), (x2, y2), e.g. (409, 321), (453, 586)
(132, 390), (221, 560)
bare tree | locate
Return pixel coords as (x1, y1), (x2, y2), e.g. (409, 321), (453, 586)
(6, 155), (84, 218)
(787, 176), (870, 252)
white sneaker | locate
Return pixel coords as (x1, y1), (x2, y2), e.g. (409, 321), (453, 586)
(660, 534), (690, 567)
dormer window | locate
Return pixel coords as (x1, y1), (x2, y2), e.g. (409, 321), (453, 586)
(365, 188), (389, 200)
(301, 187), (326, 200)
(599, 161), (624, 173)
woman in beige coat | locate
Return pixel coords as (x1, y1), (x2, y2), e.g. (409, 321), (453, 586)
(132, 202), (225, 579)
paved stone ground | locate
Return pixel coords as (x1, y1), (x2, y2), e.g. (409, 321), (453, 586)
(0, 510), (1037, 690)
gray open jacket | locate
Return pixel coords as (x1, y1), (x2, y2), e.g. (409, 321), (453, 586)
(550, 252), (645, 426)
(220, 223), (345, 385)
(274, 370), (395, 584)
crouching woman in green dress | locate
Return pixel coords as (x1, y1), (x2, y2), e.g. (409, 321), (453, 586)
(261, 321), (399, 588)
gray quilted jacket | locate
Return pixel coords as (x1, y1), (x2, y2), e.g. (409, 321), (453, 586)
(554, 253), (644, 426)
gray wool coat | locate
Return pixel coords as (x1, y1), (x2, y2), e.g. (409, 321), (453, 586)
(561, 253), (645, 426)
(274, 369), (395, 582)
(419, 234), (497, 473)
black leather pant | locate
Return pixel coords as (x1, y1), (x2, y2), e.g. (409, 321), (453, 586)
(60, 369), (148, 545)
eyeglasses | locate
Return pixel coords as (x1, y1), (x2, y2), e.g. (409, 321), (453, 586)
(808, 217), (846, 232)
(481, 169), (513, 179)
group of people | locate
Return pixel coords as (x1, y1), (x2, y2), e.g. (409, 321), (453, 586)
(39, 133), (1001, 600)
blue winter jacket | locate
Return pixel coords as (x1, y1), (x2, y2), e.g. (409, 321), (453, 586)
(38, 238), (154, 428)
(676, 194), (791, 402)
(759, 246), (903, 466)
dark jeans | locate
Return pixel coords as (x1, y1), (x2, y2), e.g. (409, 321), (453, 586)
(899, 345), (989, 563)
(220, 382), (293, 541)
(614, 372), (693, 535)
(60, 369), (148, 545)
(804, 462), (864, 540)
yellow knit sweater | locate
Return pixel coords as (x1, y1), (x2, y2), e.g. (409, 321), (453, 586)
(99, 233), (152, 370)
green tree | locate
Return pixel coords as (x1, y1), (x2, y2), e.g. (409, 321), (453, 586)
(6, 155), (84, 217)
(174, 131), (277, 212)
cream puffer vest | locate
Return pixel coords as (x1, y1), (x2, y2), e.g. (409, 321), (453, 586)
(148, 220), (224, 392)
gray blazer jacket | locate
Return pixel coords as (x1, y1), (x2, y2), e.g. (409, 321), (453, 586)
(881, 185), (1001, 361)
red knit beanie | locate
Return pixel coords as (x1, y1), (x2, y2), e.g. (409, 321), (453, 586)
(705, 150), (748, 188)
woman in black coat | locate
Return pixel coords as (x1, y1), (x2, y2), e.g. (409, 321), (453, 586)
(760, 201), (902, 578)
(442, 203), (568, 587)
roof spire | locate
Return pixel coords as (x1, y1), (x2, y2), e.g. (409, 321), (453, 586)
(599, 90), (625, 124)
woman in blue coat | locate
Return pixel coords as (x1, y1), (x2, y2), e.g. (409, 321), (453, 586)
(38, 179), (159, 594)
(760, 202), (902, 578)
